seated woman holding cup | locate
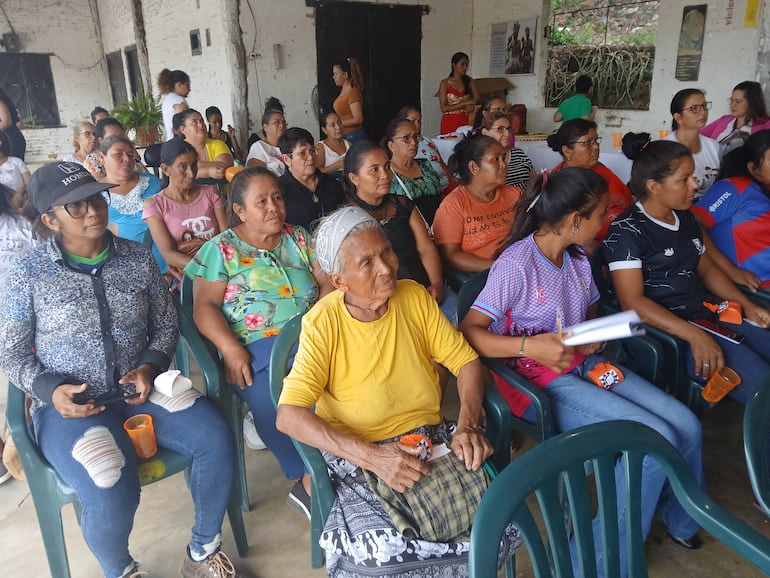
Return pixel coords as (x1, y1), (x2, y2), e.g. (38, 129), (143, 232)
(604, 139), (770, 404)
(0, 162), (244, 578)
(174, 109), (234, 180)
(276, 206), (521, 577)
(186, 166), (330, 516)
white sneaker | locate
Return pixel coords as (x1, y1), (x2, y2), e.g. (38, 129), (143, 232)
(243, 411), (267, 450)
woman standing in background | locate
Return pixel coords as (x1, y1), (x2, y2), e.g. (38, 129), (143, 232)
(332, 58), (366, 142)
(157, 68), (190, 141)
(437, 52), (480, 134)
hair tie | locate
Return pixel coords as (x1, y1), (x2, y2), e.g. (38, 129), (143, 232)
(526, 169), (548, 213)
(540, 168), (549, 189)
(641, 139), (651, 151)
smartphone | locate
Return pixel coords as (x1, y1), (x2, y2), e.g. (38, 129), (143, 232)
(689, 318), (745, 344)
(92, 391), (141, 407)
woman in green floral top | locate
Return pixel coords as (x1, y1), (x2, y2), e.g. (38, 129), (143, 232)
(186, 166), (329, 511)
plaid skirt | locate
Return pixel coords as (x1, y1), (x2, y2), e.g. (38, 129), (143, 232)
(320, 421), (521, 577)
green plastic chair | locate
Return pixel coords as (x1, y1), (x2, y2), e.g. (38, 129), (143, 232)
(469, 420), (770, 578)
(5, 327), (248, 578)
(743, 375), (770, 516)
(176, 281), (250, 513)
(195, 177), (228, 197)
(269, 312), (515, 570)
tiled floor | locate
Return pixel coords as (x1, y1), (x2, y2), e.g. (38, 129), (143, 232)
(1, 383), (769, 577)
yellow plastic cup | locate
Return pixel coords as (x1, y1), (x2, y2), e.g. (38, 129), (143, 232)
(659, 129), (670, 139)
(701, 367), (741, 403)
(613, 132), (623, 148)
(123, 414), (158, 459)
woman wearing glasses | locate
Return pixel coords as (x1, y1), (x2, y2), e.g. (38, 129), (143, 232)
(62, 121), (98, 166)
(664, 89), (720, 196)
(246, 97), (288, 176)
(547, 119), (632, 247)
(701, 81), (770, 158)
(480, 111), (534, 190)
(384, 118), (443, 226)
(0, 162), (245, 577)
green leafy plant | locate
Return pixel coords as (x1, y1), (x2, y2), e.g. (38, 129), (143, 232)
(111, 90), (162, 133)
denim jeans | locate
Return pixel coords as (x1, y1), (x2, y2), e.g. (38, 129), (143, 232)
(33, 393), (235, 578)
(342, 128), (367, 143)
(439, 287), (459, 327)
(685, 319), (770, 404)
(523, 354), (703, 578)
(232, 337), (305, 480)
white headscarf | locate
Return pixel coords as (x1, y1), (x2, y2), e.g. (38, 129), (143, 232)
(314, 206), (378, 274)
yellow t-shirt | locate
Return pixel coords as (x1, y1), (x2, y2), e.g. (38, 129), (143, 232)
(204, 138), (231, 162)
(279, 279), (478, 442)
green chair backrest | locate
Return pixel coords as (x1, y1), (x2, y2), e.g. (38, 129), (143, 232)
(743, 374), (770, 516)
(469, 420), (770, 578)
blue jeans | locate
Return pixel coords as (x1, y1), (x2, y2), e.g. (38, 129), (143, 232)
(33, 393), (234, 578)
(523, 355), (703, 578)
(342, 128), (367, 143)
(685, 319), (770, 404)
(232, 337), (304, 480)
(439, 287), (459, 326)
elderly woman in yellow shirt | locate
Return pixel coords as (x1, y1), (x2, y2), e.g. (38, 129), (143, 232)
(276, 206), (520, 577)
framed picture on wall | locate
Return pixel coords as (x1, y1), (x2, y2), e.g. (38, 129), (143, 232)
(489, 18), (537, 75)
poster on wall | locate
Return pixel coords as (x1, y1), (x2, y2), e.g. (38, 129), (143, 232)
(489, 18), (537, 75)
(675, 4), (707, 81)
(710, 0), (760, 30)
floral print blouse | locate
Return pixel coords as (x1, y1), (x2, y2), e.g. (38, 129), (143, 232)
(185, 224), (318, 345)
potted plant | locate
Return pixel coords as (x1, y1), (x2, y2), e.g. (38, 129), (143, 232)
(112, 90), (163, 146)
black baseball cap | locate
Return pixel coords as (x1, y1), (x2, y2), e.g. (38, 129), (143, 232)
(27, 162), (117, 214)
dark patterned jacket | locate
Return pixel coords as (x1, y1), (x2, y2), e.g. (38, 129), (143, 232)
(0, 233), (177, 415)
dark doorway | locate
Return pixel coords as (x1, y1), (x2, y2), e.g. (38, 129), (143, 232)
(314, 1), (423, 143)
(107, 51), (128, 106)
(125, 46), (144, 98)
(0, 53), (61, 127)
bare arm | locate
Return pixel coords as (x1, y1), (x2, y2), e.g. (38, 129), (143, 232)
(610, 266), (723, 378)
(698, 222), (760, 292)
(144, 213), (193, 274)
(345, 101), (364, 128)
(311, 260), (333, 297)
(451, 358), (492, 470)
(438, 243), (495, 273)
(409, 208), (444, 302)
(172, 101), (189, 115)
(315, 142), (345, 174)
(699, 249), (770, 326)
(553, 110), (564, 122)
(468, 78), (481, 104)
(192, 278), (253, 388)
(214, 205), (228, 235)
(276, 404), (429, 492)
(583, 106), (598, 121)
(438, 79), (468, 114)
(227, 125), (244, 161)
(459, 309), (575, 372)
(246, 157), (266, 168)
(196, 152), (234, 180)
(0, 99), (12, 131)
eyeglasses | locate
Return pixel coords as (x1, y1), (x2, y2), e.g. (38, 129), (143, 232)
(570, 137), (602, 147)
(392, 134), (421, 144)
(79, 131), (96, 138)
(268, 119), (287, 127)
(492, 126), (512, 134)
(288, 147), (317, 159)
(57, 192), (111, 219)
(682, 102), (712, 113)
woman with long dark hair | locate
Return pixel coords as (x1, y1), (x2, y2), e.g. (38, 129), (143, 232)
(157, 68), (190, 141)
(437, 52), (480, 134)
(701, 81), (770, 157)
(332, 58), (366, 142)
(461, 167), (704, 574)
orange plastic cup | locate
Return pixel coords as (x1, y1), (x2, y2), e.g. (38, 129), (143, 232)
(659, 129), (670, 139)
(124, 414), (158, 459)
(701, 367), (741, 403)
(613, 132), (623, 148)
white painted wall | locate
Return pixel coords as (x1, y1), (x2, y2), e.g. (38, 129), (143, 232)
(140, 0), (238, 133)
(0, 0), (112, 162)
(470, 0), (763, 136)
